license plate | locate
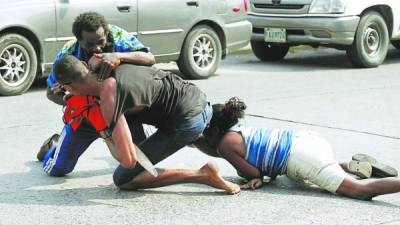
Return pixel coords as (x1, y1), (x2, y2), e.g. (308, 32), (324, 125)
(264, 28), (286, 43)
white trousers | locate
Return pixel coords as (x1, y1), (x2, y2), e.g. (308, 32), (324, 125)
(286, 131), (346, 193)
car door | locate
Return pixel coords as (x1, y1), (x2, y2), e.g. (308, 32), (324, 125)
(54, 0), (138, 53)
(137, 0), (201, 60)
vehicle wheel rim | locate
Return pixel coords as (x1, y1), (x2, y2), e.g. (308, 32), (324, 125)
(363, 25), (380, 56)
(192, 34), (216, 70)
(0, 44), (30, 87)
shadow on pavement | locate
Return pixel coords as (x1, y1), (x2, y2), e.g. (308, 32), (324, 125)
(222, 48), (400, 73)
(226, 176), (400, 209)
(0, 160), (145, 206)
(0, 159), (233, 207)
(1, 160), (398, 208)
(28, 77), (48, 93)
(383, 49), (400, 65)
(131, 189), (234, 197)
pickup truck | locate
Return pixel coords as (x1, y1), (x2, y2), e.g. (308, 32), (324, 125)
(248, 0), (400, 67)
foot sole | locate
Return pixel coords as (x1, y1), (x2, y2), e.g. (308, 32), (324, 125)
(201, 161), (240, 194)
(348, 160), (372, 179)
(352, 153), (398, 177)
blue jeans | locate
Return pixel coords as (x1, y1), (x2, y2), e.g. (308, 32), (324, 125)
(42, 119), (146, 176)
(113, 102), (213, 187)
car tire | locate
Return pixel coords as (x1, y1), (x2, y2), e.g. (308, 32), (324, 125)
(177, 25), (222, 79)
(346, 11), (389, 68)
(0, 33), (38, 96)
(391, 40), (400, 49)
(250, 40), (289, 61)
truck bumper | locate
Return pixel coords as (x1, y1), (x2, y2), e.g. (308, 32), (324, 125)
(248, 14), (360, 45)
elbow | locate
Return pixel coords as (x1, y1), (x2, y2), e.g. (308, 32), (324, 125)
(46, 88), (64, 105)
(119, 157), (137, 169)
(130, 52), (155, 66)
(143, 52), (156, 66)
(147, 55), (156, 66)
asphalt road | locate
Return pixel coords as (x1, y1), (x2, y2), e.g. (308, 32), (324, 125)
(1, 48), (400, 225)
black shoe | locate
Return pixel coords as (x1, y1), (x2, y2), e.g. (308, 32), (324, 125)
(352, 153), (398, 178)
(37, 133), (60, 161)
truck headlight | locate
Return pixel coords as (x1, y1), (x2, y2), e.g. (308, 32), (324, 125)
(309, 0), (348, 14)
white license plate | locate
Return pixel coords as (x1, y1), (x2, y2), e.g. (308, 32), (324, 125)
(264, 28), (286, 43)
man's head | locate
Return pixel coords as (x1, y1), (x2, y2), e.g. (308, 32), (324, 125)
(73, 12), (109, 56)
(54, 55), (92, 95)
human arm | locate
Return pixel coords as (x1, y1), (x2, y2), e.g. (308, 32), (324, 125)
(93, 51), (155, 80)
(46, 40), (77, 105)
(104, 114), (138, 168)
(99, 78), (138, 168)
(218, 132), (262, 181)
(115, 51), (155, 66)
(94, 25), (155, 75)
(194, 134), (264, 189)
(46, 62), (66, 105)
(95, 51), (155, 69)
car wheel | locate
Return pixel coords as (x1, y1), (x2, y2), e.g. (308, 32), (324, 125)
(250, 40), (289, 61)
(391, 40), (400, 49)
(177, 25), (222, 79)
(346, 11), (389, 68)
(0, 33), (38, 96)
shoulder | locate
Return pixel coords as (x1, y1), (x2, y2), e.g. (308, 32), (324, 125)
(220, 131), (243, 146)
(218, 131), (245, 156)
(108, 24), (129, 36)
(58, 39), (78, 57)
(108, 24), (145, 51)
(107, 24), (134, 42)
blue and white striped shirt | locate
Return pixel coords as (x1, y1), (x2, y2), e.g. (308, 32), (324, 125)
(229, 123), (293, 179)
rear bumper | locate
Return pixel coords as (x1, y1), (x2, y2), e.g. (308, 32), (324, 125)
(248, 13), (360, 45)
(223, 20), (252, 53)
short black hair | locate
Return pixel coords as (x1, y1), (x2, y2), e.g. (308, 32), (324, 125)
(54, 55), (86, 84)
(72, 12), (108, 40)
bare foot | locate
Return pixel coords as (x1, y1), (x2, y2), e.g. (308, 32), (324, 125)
(200, 161), (240, 194)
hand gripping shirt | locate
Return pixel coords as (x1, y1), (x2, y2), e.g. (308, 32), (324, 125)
(229, 123), (293, 179)
(47, 24), (148, 87)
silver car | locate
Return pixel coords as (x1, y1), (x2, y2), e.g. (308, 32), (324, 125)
(0, 0), (251, 96)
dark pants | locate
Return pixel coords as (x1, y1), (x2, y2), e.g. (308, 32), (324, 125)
(43, 119), (147, 176)
(113, 103), (213, 187)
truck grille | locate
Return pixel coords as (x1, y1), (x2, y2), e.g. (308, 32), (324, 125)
(253, 4), (304, 10)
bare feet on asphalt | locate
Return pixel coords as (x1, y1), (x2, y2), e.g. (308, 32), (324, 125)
(201, 161), (241, 194)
